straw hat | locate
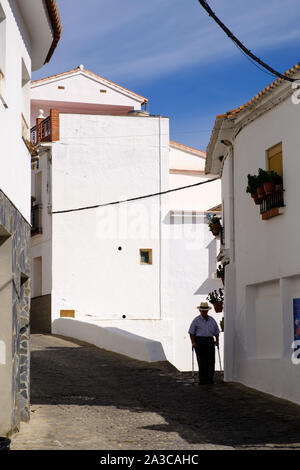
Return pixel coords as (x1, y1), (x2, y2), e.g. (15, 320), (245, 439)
(197, 302), (212, 311)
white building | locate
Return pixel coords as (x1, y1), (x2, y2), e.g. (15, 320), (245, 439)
(0, 0), (61, 437)
(30, 66), (222, 372)
(205, 62), (300, 405)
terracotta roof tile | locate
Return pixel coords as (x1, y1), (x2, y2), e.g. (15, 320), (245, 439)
(44, 0), (62, 63)
(222, 61), (300, 119)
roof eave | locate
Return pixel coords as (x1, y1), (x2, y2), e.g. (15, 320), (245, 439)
(169, 140), (206, 159)
(44, 0), (62, 64)
(31, 67), (148, 104)
(205, 117), (235, 176)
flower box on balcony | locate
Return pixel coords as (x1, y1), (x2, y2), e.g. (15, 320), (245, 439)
(260, 189), (285, 220)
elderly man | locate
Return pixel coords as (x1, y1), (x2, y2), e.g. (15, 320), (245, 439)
(189, 302), (220, 385)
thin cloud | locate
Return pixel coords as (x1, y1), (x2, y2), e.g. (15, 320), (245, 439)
(34, 0), (300, 88)
(42, 0), (299, 83)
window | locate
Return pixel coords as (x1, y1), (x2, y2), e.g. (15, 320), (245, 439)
(140, 249), (152, 265)
(260, 142), (284, 219)
(267, 142), (282, 176)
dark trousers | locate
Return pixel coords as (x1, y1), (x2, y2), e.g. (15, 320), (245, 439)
(195, 336), (215, 384)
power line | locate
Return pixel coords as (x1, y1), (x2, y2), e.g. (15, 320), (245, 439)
(233, 43), (280, 80)
(52, 177), (219, 214)
(197, 0), (295, 83)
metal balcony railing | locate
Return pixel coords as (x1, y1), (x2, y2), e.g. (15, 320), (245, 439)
(260, 190), (285, 215)
(30, 109), (59, 145)
(30, 116), (51, 145)
(31, 204), (42, 236)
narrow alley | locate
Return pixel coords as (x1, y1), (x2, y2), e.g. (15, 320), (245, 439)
(11, 334), (300, 451)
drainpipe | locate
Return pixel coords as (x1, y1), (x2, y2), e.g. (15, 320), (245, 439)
(158, 115), (162, 320)
(221, 140), (235, 263)
(220, 139), (236, 382)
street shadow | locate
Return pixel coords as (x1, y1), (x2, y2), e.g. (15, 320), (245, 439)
(30, 334), (300, 449)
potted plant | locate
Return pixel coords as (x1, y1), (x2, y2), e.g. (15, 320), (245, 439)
(207, 288), (224, 313)
(246, 174), (260, 204)
(208, 215), (222, 236)
(263, 170), (283, 195)
(216, 262), (228, 285)
(216, 264), (225, 285)
(257, 168), (268, 200)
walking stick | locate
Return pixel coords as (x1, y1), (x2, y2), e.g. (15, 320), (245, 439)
(217, 345), (224, 383)
(192, 346), (196, 386)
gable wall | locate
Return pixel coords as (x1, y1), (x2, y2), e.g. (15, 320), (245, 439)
(31, 72), (143, 124)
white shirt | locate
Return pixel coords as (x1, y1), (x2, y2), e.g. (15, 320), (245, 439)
(188, 315), (220, 337)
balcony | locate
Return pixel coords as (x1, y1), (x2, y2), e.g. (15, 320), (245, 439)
(30, 109), (59, 145)
(31, 204), (42, 236)
(260, 190), (285, 220)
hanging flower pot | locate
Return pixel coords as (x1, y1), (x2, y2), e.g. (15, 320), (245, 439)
(207, 289), (224, 313)
(263, 181), (276, 195)
(256, 186), (265, 200)
(251, 192), (261, 205)
(213, 301), (223, 313)
(216, 263), (227, 285)
(208, 215), (222, 237)
(211, 223), (221, 236)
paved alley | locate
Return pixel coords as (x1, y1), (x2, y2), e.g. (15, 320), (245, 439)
(11, 334), (300, 451)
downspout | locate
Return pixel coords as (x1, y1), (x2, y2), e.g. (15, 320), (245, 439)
(221, 139), (236, 381)
(158, 116), (162, 320)
(221, 140), (235, 263)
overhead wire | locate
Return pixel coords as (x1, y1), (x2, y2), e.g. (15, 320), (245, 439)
(197, 0), (295, 83)
(52, 177), (219, 214)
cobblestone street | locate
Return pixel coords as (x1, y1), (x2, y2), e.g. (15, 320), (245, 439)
(11, 334), (300, 450)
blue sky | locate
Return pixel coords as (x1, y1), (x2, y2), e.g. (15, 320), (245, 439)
(33, 0), (300, 151)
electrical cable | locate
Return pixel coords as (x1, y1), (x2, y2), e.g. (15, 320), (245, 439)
(52, 177), (219, 214)
(197, 0), (295, 83)
(233, 43), (280, 79)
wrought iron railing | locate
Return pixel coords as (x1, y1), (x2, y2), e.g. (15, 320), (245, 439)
(30, 125), (37, 145)
(30, 116), (51, 145)
(260, 190), (285, 215)
(31, 204), (42, 236)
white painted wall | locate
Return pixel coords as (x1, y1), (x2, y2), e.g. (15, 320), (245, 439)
(168, 146), (223, 371)
(169, 146), (221, 211)
(224, 95), (300, 404)
(0, 0), (57, 436)
(52, 318), (169, 363)
(30, 95), (222, 372)
(30, 70), (144, 125)
(0, 0), (55, 222)
(0, 0), (32, 221)
(50, 113), (170, 323)
(31, 148), (52, 297)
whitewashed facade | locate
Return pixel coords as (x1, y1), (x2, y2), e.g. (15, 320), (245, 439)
(0, 0), (61, 437)
(205, 63), (300, 404)
(30, 67), (222, 371)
